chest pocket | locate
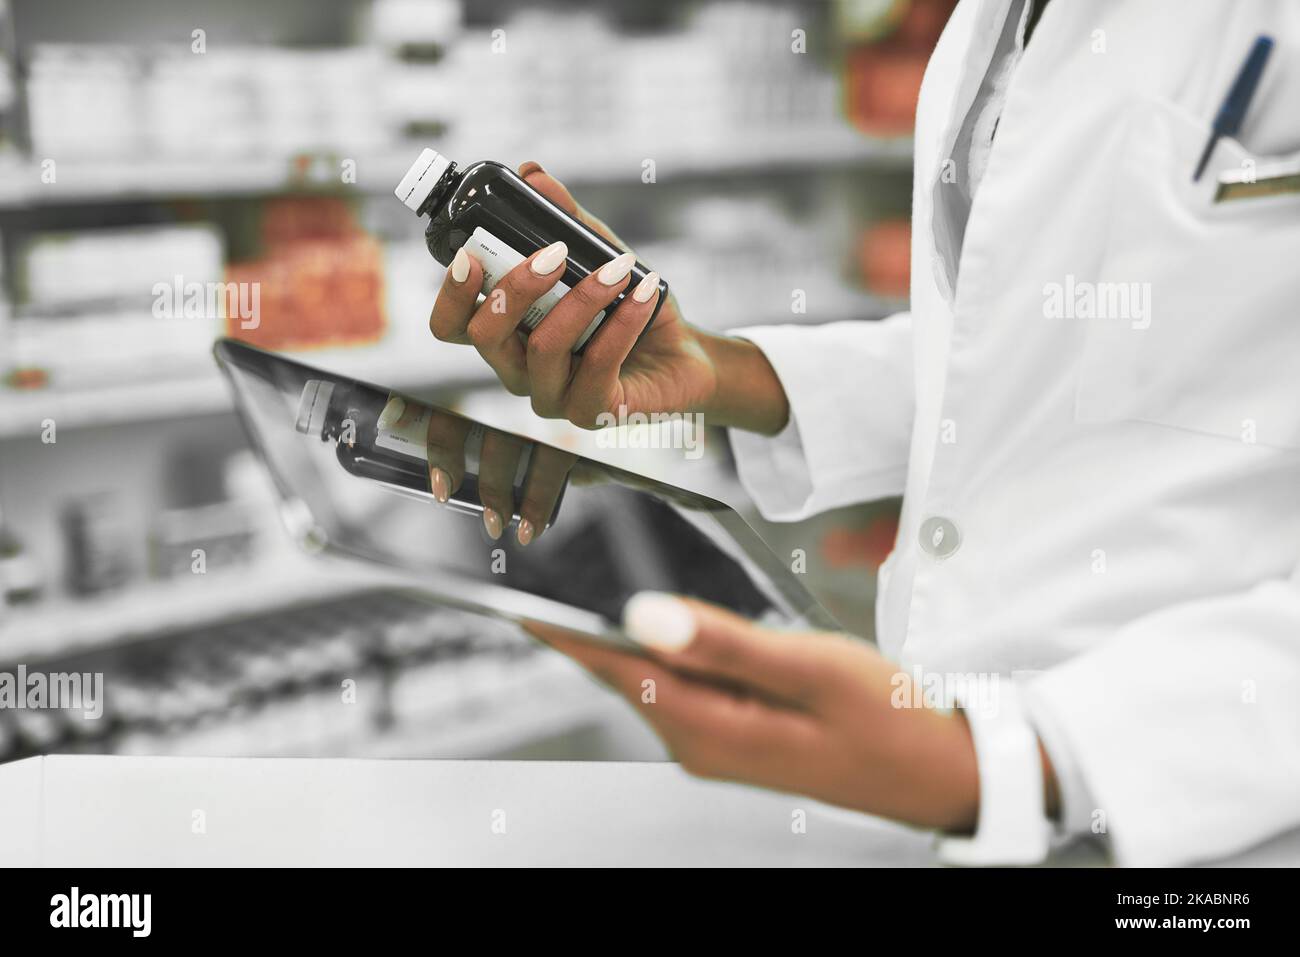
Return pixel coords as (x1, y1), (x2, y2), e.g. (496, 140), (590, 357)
(1074, 96), (1300, 451)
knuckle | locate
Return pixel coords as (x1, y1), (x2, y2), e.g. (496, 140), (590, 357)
(519, 497), (550, 523)
(428, 309), (455, 341)
(562, 397), (604, 431)
(608, 301), (649, 333)
(698, 634), (742, 673)
(503, 265), (545, 299)
(566, 280), (607, 312)
(725, 697), (768, 744)
(672, 745), (714, 780)
(430, 320), (459, 343)
(465, 319), (492, 349)
(529, 393), (561, 419)
(525, 331), (557, 362)
(502, 375), (531, 397)
(478, 482), (514, 511)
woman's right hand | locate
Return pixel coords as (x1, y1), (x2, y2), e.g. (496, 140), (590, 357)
(426, 162), (789, 437)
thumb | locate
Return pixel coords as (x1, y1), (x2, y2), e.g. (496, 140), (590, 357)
(621, 592), (837, 709)
(518, 161), (629, 250)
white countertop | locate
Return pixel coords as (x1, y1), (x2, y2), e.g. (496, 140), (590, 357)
(4, 754), (1289, 867)
(0, 755), (946, 867)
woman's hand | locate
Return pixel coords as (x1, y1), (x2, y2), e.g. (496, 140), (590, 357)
(419, 406), (576, 546)
(427, 162), (790, 436)
(525, 593), (986, 831)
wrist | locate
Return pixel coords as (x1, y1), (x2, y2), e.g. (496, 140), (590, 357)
(925, 710), (982, 832)
(695, 331), (790, 435)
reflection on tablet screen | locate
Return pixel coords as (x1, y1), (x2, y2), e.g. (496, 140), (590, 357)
(214, 338), (840, 645)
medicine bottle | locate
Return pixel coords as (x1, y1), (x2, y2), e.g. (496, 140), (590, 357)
(396, 149), (668, 353)
(293, 378), (561, 528)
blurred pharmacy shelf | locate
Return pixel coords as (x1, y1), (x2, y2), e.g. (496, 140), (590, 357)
(0, 129), (912, 207)
(0, 340), (489, 439)
(122, 654), (616, 761)
(0, 584), (639, 765)
(352, 691), (613, 760)
(0, 290), (904, 441)
(0, 552), (400, 666)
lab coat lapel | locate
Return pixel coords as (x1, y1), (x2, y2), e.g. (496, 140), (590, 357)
(926, 0), (1017, 304)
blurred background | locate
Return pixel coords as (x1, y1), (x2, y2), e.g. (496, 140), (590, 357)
(0, 0), (952, 765)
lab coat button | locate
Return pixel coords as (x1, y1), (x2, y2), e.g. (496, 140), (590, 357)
(919, 516), (960, 558)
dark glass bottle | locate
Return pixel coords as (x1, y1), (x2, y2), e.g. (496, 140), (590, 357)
(396, 149), (668, 353)
(293, 377), (562, 528)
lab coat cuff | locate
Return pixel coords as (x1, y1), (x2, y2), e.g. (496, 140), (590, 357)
(1021, 680), (1100, 842)
(725, 406), (818, 519)
(935, 679), (1052, 866)
(724, 320), (912, 522)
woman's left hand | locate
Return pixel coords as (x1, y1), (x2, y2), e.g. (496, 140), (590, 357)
(525, 593), (985, 832)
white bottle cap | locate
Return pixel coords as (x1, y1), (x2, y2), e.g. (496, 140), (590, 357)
(294, 379), (336, 436)
(395, 148), (452, 212)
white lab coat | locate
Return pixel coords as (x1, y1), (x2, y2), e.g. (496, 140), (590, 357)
(730, 0), (1300, 865)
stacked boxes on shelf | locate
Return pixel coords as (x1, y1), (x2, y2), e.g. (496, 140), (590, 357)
(0, 591), (602, 763)
(226, 198), (386, 350)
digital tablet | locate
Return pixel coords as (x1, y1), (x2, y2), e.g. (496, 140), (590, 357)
(214, 338), (840, 651)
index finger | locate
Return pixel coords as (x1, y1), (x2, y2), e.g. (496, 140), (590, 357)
(428, 248), (484, 345)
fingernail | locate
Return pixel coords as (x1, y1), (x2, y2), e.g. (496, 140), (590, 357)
(517, 519), (535, 546)
(597, 251), (637, 286)
(632, 270), (660, 303)
(377, 396), (405, 431)
(430, 467), (450, 503)
(483, 508), (503, 540)
(622, 592), (696, 651)
(530, 241), (568, 276)
(450, 247), (471, 283)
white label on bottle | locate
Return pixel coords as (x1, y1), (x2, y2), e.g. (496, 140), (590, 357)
(373, 401), (432, 461)
(463, 226), (605, 351)
(373, 395), (529, 485)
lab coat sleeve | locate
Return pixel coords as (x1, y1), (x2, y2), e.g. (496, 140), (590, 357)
(725, 314), (915, 521)
(1021, 570), (1300, 866)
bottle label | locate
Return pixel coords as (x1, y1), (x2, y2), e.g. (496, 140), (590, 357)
(373, 400), (433, 461)
(463, 226), (605, 351)
(373, 395), (530, 484)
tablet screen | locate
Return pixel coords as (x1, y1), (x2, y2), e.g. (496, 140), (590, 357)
(213, 338), (839, 647)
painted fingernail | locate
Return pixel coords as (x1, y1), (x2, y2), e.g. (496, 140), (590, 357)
(622, 591), (696, 651)
(430, 467), (450, 503)
(530, 241), (568, 276)
(597, 251), (637, 286)
(377, 396), (405, 431)
(483, 508), (503, 540)
(632, 270), (660, 303)
(450, 247), (471, 283)
(517, 519), (535, 546)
